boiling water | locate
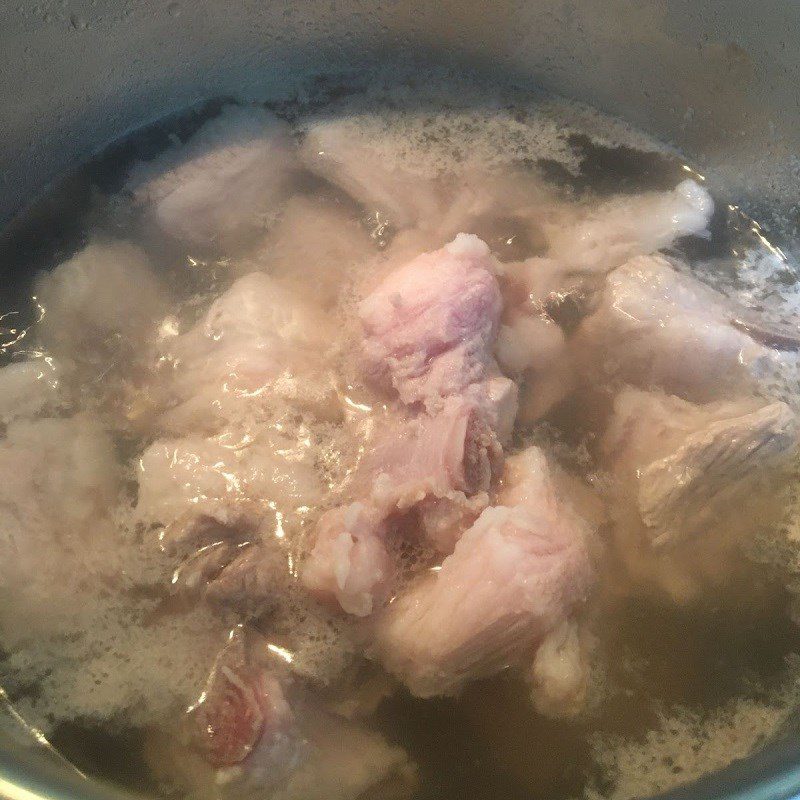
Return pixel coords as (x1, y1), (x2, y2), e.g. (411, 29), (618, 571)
(1, 76), (800, 800)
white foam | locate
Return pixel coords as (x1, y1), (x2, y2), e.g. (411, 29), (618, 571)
(588, 673), (800, 800)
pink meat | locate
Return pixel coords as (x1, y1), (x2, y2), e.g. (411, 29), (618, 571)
(359, 234), (502, 407)
(371, 449), (593, 697)
(302, 400), (504, 615)
(188, 639), (292, 769)
(363, 397), (502, 512)
(301, 503), (392, 617)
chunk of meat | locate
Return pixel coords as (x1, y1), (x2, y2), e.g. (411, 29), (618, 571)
(35, 241), (165, 365)
(495, 314), (565, 377)
(136, 433), (322, 526)
(188, 639), (293, 769)
(302, 399), (504, 612)
(576, 254), (773, 402)
(203, 546), (284, 611)
(544, 179), (713, 272)
(0, 416), (120, 599)
(301, 117), (446, 231)
(246, 195), (375, 309)
(362, 398), (502, 512)
(276, 699), (417, 800)
(159, 500), (268, 555)
(125, 105), (294, 249)
(371, 468), (593, 697)
(495, 312), (570, 424)
(171, 631), (416, 800)
(496, 446), (559, 507)
(158, 272), (337, 434)
(161, 502), (289, 613)
(527, 621), (590, 718)
(602, 388), (798, 547)
(301, 503), (391, 617)
(359, 234), (503, 408)
(0, 358), (63, 423)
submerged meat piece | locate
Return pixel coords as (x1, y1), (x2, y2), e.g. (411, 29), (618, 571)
(301, 117), (446, 231)
(247, 195), (375, 309)
(495, 312), (571, 424)
(359, 234), (503, 408)
(544, 179), (713, 272)
(172, 631), (415, 800)
(161, 502), (289, 613)
(136, 432), (322, 526)
(527, 620), (590, 718)
(303, 399), (503, 613)
(499, 446), (607, 533)
(276, 699), (417, 800)
(0, 358), (63, 424)
(495, 313), (565, 377)
(372, 449), (593, 697)
(301, 503), (391, 617)
(465, 370), (519, 445)
(576, 254), (773, 401)
(126, 105), (294, 248)
(188, 634), (294, 769)
(0, 416), (119, 594)
(603, 387), (798, 547)
(363, 397), (502, 512)
(158, 272), (337, 434)
(204, 545), (283, 610)
(35, 241), (165, 365)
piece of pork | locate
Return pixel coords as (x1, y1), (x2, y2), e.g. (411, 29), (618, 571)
(125, 105), (294, 249)
(301, 117), (446, 232)
(362, 397), (502, 512)
(464, 368), (519, 445)
(527, 620), (590, 719)
(275, 699), (417, 800)
(499, 446), (607, 531)
(576, 254), (775, 402)
(157, 272), (338, 434)
(35, 241), (165, 366)
(136, 432), (322, 526)
(359, 234), (503, 409)
(0, 358), (64, 424)
(602, 387), (798, 548)
(371, 448), (593, 697)
(158, 502), (291, 614)
(414, 492), (490, 555)
(544, 179), (713, 273)
(170, 631), (416, 800)
(301, 503), (392, 618)
(0, 416), (120, 607)
(246, 195), (375, 309)
(301, 398), (504, 614)
(495, 310), (572, 424)
(186, 632), (297, 771)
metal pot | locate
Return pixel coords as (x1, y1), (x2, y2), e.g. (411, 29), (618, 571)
(2, 2), (800, 798)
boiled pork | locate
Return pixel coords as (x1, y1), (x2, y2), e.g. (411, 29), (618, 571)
(544, 179), (713, 273)
(372, 447), (593, 697)
(576, 254), (774, 402)
(359, 234), (503, 409)
(602, 387), (798, 547)
(301, 503), (391, 617)
(157, 272), (337, 434)
(126, 105), (294, 249)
